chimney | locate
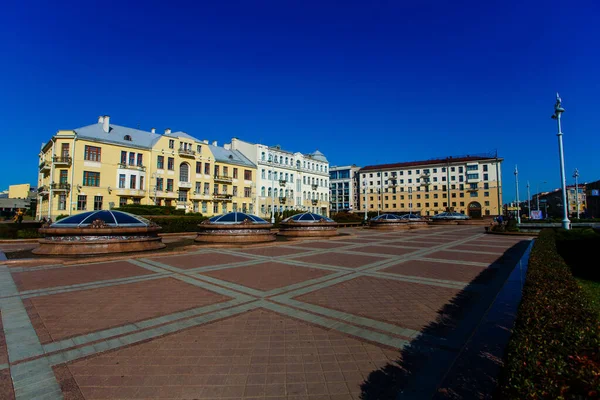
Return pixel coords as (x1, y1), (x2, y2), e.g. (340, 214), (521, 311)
(165, 128), (171, 135)
(203, 139), (209, 144)
(151, 128), (156, 134)
(212, 140), (218, 146)
(102, 115), (110, 133)
(98, 116), (104, 124)
(230, 138), (238, 150)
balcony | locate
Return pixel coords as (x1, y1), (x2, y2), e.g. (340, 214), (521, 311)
(37, 186), (49, 195)
(118, 163), (146, 171)
(178, 148), (196, 158)
(279, 179), (287, 187)
(311, 199), (318, 205)
(178, 181), (192, 189)
(213, 193), (233, 201)
(116, 189), (147, 197)
(53, 156), (72, 166)
(50, 182), (71, 191)
(311, 184), (318, 190)
(279, 197), (287, 204)
(39, 160), (51, 172)
(191, 191), (211, 199)
(214, 175), (233, 183)
(155, 190), (177, 198)
(467, 187), (479, 192)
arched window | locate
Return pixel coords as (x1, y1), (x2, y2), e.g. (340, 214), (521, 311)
(325, 193), (328, 201)
(124, 135), (132, 141)
(303, 161), (306, 169)
(285, 189), (289, 197)
(261, 152), (265, 161)
(280, 156), (283, 163)
(285, 173), (289, 181)
(261, 187), (265, 196)
(325, 166), (327, 173)
(303, 191), (306, 200)
(268, 187), (272, 197)
(179, 163), (190, 182)
(290, 189), (294, 197)
(285, 157), (288, 165)
(274, 171), (278, 181)
(261, 169), (265, 179)
(296, 160), (301, 169)
(268, 170), (272, 180)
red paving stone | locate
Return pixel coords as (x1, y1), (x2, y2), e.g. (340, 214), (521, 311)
(288, 241), (353, 250)
(0, 369), (14, 400)
(199, 262), (333, 291)
(426, 250), (501, 264)
(148, 251), (253, 270)
(350, 245), (420, 256)
(11, 261), (153, 291)
(0, 312), (8, 366)
(291, 252), (387, 269)
(381, 260), (488, 283)
(297, 276), (468, 332)
(26, 277), (230, 343)
(237, 246), (313, 257)
(450, 244), (506, 254)
(64, 309), (398, 400)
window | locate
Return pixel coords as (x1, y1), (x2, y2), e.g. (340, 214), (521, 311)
(121, 151), (127, 164)
(83, 171), (100, 187)
(157, 156), (164, 169)
(434, 202), (438, 207)
(124, 135), (132, 141)
(466, 173), (479, 180)
(244, 170), (252, 180)
(470, 191), (478, 197)
(59, 170), (68, 183)
(460, 193), (464, 198)
(195, 182), (201, 193)
(129, 152), (135, 165)
(58, 194), (66, 210)
(484, 191), (490, 197)
(244, 187), (252, 197)
(204, 183), (210, 195)
(180, 163), (189, 182)
(167, 157), (174, 170)
(156, 178), (163, 191)
(120, 197), (127, 207)
(130, 175), (136, 189)
(483, 165), (488, 172)
(77, 195), (87, 210)
(137, 154), (143, 166)
(178, 190), (187, 202)
(61, 143), (70, 157)
(484, 182), (489, 189)
(116, 174), (125, 189)
(84, 145), (101, 162)
(233, 186), (238, 196)
(261, 187), (266, 196)
(466, 165), (477, 171)
(166, 179), (173, 192)
(204, 163), (210, 175)
(197, 145), (202, 153)
(202, 201), (208, 213)
(168, 139), (174, 149)
(485, 201), (490, 206)
(196, 162), (201, 174)
(93, 196), (103, 210)
(470, 183), (478, 189)
(223, 166), (228, 177)
(140, 176), (144, 190)
(483, 173), (489, 181)
(233, 168), (238, 179)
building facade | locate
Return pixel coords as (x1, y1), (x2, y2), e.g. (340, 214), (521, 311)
(358, 155), (503, 217)
(535, 184), (587, 219)
(37, 116), (256, 219)
(225, 138), (330, 218)
(585, 180), (600, 218)
(329, 165), (360, 213)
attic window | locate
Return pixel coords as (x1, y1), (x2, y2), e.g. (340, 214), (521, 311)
(124, 135), (132, 141)
(229, 155), (233, 159)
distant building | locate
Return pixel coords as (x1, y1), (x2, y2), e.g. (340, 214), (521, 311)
(534, 184), (586, 219)
(359, 154), (503, 217)
(329, 165), (360, 213)
(9, 184), (35, 199)
(584, 180), (600, 218)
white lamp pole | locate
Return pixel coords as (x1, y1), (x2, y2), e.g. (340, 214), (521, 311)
(363, 180), (368, 222)
(552, 93), (570, 230)
(270, 154), (275, 224)
(527, 181), (531, 219)
(514, 165), (521, 223)
(573, 168), (580, 219)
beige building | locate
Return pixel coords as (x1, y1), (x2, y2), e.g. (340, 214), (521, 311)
(8, 184), (33, 199)
(359, 155), (503, 217)
(37, 116), (256, 219)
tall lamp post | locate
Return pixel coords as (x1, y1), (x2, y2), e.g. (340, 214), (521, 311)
(527, 181), (531, 219)
(536, 180), (547, 211)
(552, 93), (570, 229)
(514, 165), (521, 223)
(363, 180), (368, 222)
(269, 154), (275, 224)
(573, 168), (580, 219)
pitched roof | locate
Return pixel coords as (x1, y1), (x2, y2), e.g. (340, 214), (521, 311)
(75, 123), (161, 149)
(208, 145), (256, 168)
(360, 156), (499, 172)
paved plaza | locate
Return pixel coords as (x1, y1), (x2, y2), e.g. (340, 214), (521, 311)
(0, 226), (532, 399)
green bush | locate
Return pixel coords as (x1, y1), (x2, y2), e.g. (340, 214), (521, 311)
(113, 205), (185, 216)
(497, 229), (600, 399)
(331, 212), (364, 223)
(0, 223), (43, 239)
(147, 216), (208, 233)
(505, 219), (519, 232)
(55, 214), (69, 221)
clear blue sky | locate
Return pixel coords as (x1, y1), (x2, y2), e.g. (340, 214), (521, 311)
(1, 0), (599, 202)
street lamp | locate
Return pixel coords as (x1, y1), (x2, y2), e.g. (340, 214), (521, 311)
(514, 165), (521, 223)
(527, 181), (531, 219)
(363, 179), (368, 222)
(551, 93), (570, 230)
(536, 180), (547, 211)
(573, 168), (580, 219)
(269, 154), (275, 224)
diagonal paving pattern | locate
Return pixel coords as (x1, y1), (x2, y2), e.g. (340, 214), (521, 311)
(0, 226), (532, 399)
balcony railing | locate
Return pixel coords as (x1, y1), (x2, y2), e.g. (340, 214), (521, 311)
(50, 182), (71, 191)
(279, 197), (287, 203)
(311, 199), (318, 205)
(116, 189), (146, 197)
(178, 181), (192, 189)
(154, 190), (177, 198)
(37, 186), (49, 195)
(118, 163), (146, 171)
(39, 161), (51, 171)
(53, 156), (72, 165)
(214, 175), (233, 183)
(279, 179), (287, 187)
(311, 184), (318, 190)
(213, 193), (233, 201)
(178, 148), (196, 158)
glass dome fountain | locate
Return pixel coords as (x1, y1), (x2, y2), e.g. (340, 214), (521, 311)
(429, 211), (471, 225)
(278, 212), (338, 238)
(195, 212), (275, 243)
(33, 210), (165, 255)
(369, 213), (427, 230)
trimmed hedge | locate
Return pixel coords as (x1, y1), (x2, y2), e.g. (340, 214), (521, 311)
(147, 216), (208, 233)
(497, 229), (600, 399)
(0, 222), (43, 239)
(113, 205), (186, 216)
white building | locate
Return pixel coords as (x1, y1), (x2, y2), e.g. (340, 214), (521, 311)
(225, 138), (330, 218)
(329, 165), (361, 213)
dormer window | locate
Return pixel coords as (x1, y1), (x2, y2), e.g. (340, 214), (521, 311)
(124, 135), (132, 141)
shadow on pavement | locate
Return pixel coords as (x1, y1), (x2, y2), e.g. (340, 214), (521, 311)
(360, 240), (532, 400)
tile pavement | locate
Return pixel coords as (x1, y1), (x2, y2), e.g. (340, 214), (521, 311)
(0, 226), (533, 399)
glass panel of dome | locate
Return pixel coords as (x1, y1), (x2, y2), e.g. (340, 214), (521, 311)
(81, 210), (117, 225)
(53, 211), (95, 225)
(112, 212), (144, 225)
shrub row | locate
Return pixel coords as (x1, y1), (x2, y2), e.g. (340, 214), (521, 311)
(497, 229), (600, 399)
(0, 223), (44, 239)
(147, 216), (209, 233)
(113, 205), (186, 216)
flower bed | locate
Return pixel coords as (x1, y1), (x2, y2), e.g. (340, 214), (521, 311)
(496, 229), (600, 399)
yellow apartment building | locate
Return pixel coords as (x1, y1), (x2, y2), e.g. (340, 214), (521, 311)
(37, 116), (256, 219)
(8, 184), (33, 199)
(359, 154), (503, 218)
